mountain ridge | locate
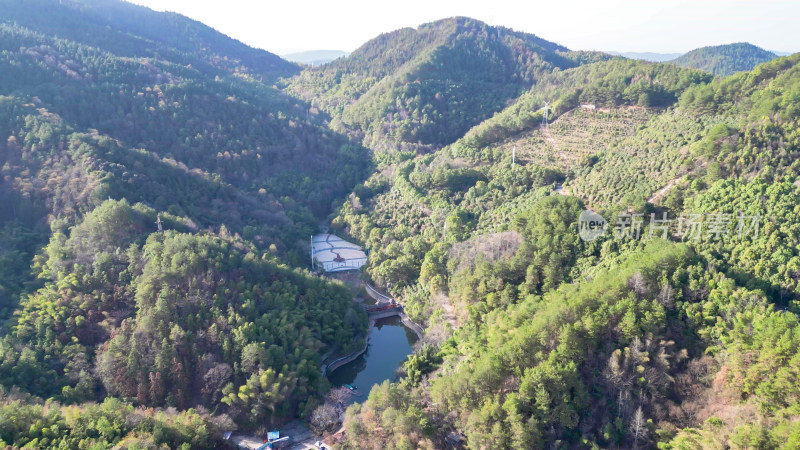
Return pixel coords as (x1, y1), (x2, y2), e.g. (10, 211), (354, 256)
(2, 4), (800, 449)
(0, 3), (371, 442)
(0, 0), (299, 80)
(668, 42), (778, 76)
(286, 16), (577, 154)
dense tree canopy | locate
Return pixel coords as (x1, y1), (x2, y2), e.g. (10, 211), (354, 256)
(669, 43), (778, 77)
(2, 1), (800, 447)
(287, 17), (578, 153)
(330, 50), (800, 449)
(0, 2), (371, 446)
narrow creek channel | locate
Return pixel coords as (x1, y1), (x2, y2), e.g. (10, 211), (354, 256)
(327, 317), (418, 404)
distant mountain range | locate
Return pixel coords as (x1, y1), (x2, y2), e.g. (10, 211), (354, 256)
(608, 44), (791, 76)
(282, 49), (349, 65)
(606, 51), (683, 62)
(291, 47), (796, 74)
(667, 42), (779, 76)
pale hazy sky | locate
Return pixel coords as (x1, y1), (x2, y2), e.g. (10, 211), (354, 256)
(130, 0), (799, 55)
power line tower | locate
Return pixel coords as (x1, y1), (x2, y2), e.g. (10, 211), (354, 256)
(541, 101), (552, 127)
(155, 214), (163, 232)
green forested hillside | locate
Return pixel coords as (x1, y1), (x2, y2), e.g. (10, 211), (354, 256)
(287, 17), (578, 154)
(0, 22), (368, 221)
(669, 42), (779, 76)
(332, 58), (712, 298)
(1, 199), (365, 414)
(0, 0), (298, 80)
(0, 396), (227, 448)
(331, 53), (800, 448)
(457, 57), (711, 150)
(2, 2), (800, 448)
(0, 1), (371, 445)
(0, 17), (371, 296)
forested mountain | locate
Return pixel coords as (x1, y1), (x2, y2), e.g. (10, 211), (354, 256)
(0, 0), (298, 80)
(0, 1), (371, 446)
(286, 17), (581, 154)
(2, 1), (800, 448)
(669, 42), (779, 76)
(0, 6), (371, 281)
(330, 53), (800, 448)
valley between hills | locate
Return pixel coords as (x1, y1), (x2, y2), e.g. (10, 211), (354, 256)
(1, 1), (800, 448)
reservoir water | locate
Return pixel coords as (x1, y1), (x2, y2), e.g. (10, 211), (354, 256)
(327, 317), (418, 403)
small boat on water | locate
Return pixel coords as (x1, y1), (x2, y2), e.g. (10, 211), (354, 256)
(344, 384), (358, 391)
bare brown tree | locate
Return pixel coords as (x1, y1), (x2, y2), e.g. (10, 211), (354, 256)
(628, 271), (649, 299)
(657, 283), (674, 308)
(309, 402), (340, 434)
(325, 386), (351, 408)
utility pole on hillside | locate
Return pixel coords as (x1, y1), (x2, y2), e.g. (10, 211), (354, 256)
(542, 101), (552, 127)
